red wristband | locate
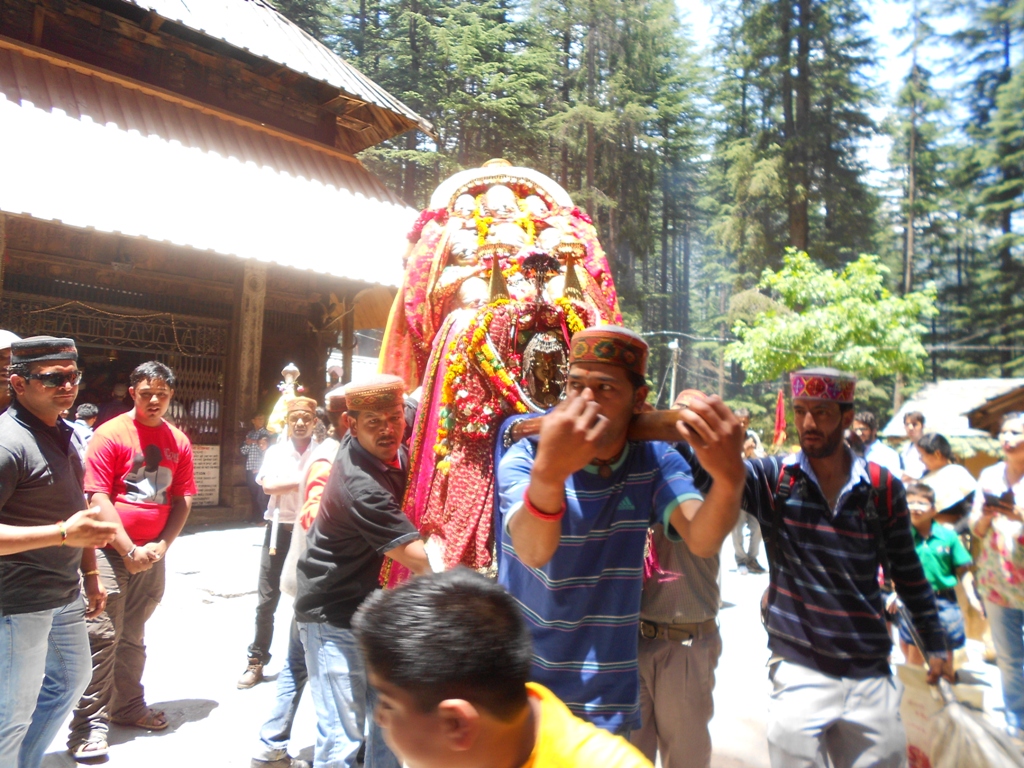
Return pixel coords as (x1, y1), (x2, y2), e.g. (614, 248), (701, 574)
(523, 487), (566, 522)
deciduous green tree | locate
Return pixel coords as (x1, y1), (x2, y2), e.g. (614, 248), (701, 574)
(725, 250), (937, 381)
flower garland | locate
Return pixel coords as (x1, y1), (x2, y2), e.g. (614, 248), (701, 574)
(555, 297), (586, 335)
(434, 301), (528, 473)
(472, 194), (537, 246)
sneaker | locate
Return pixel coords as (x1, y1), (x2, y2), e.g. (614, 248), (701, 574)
(737, 563), (750, 575)
(251, 759), (310, 768)
(747, 559), (767, 574)
(237, 657), (264, 689)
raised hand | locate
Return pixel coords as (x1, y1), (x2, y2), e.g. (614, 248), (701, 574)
(674, 394), (746, 486)
(63, 507), (118, 549)
(533, 389), (608, 485)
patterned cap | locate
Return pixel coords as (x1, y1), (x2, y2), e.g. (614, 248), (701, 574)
(569, 326), (648, 377)
(10, 336), (77, 365)
(286, 396), (318, 415)
(789, 367), (857, 403)
(346, 374), (405, 412)
(0, 330), (21, 351)
(325, 386), (348, 413)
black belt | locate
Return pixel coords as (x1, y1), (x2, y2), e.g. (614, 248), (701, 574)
(935, 588), (957, 602)
(639, 618), (717, 644)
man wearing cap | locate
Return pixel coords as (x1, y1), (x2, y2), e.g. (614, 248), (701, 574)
(295, 374), (430, 768)
(239, 397), (320, 690)
(677, 367), (950, 767)
(0, 336), (119, 768)
(496, 326), (745, 736)
(0, 329), (22, 415)
(251, 387), (349, 768)
(67, 360), (196, 758)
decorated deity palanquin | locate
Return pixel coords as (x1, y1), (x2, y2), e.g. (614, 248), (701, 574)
(379, 160), (622, 584)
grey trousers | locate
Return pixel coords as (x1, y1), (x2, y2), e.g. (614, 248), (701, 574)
(68, 549), (166, 747)
(731, 511), (762, 564)
(766, 659), (906, 768)
(631, 627), (722, 768)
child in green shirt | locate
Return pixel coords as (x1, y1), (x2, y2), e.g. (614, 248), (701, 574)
(888, 483), (978, 665)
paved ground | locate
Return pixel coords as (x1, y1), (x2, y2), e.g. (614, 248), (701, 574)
(40, 521), (1006, 767)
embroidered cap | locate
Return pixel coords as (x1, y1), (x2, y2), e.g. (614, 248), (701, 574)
(10, 336), (78, 366)
(569, 326), (648, 378)
(286, 397), (318, 415)
(345, 374), (405, 412)
(325, 386), (348, 413)
(789, 367), (857, 404)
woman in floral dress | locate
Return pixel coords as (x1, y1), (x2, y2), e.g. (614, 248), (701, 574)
(970, 412), (1024, 738)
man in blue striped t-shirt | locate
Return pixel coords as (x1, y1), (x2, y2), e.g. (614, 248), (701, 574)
(496, 326), (745, 736)
(679, 367), (953, 768)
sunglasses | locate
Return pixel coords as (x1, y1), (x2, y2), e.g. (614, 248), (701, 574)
(24, 371), (83, 388)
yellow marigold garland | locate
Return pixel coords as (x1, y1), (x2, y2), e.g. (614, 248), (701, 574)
(555, 297), (586, 335)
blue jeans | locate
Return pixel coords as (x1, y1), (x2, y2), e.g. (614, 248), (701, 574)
(365, 685), (401, 768)
(255, 619), (308, 761)
(0, 599), (91, 768)
(299, 621), (367, 768)
(985, 599), (1024, 731)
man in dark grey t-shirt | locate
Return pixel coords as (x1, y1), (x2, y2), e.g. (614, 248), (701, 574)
(0, 336), (117, 768)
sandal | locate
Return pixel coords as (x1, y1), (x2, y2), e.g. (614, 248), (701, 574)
(111, 708), (169, 731)
(70, 737), (109, 761)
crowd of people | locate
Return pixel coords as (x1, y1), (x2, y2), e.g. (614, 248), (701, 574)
(2, 326), (1023, 768)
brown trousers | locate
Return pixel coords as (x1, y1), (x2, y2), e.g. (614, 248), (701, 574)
(631, 626), (723, 768)
(67, 549), (166, 746)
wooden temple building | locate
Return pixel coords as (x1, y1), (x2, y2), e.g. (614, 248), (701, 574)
(0, 0), (431, 516)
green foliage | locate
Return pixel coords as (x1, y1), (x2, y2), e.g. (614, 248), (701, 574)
(725, 250), (938, 381)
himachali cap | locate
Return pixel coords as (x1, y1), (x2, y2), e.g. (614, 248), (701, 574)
(325, 386), (348, 413)
(286, 396), (318, 415)
(10, 336), (77, 366)
(346, 374), (405, 412)
(569, 326), (649, 378)
(789, 367), (857, 404)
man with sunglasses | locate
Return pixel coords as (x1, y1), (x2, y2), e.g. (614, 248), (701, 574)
(0, 336), (119, 768)
(239, 397), (320, 691)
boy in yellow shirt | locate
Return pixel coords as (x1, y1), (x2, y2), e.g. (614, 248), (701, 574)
(352, 569), (652, 768)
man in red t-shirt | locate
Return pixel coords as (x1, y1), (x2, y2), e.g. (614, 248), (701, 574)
(66, 361), (196, 761)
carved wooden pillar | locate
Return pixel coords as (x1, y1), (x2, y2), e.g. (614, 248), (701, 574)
(341, 297), (355, 385)
(234, 261), (267, 427)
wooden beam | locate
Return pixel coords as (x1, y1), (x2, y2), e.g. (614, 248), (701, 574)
(0, 35), (364, 166)
(31, 5), (45, 46)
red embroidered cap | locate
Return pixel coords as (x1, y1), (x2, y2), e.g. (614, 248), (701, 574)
(789, 367), (857, 403)
(569, 326), (648, 378)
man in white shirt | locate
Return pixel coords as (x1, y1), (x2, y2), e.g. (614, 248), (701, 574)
(900, 411), (927, 481)
(852, 410), (903, 477)
(238, 397), (319, 689)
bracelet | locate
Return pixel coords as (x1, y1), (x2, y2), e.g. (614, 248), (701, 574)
(522, 488), (566, 522)
(83, 570), (100, 577)
(57, 521), (67, 546)
(124, 545), (137, 560)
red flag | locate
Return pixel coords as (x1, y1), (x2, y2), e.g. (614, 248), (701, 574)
(772, 389), (787, 447)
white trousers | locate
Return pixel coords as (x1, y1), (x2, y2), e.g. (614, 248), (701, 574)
(767, 659), (906, 768)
